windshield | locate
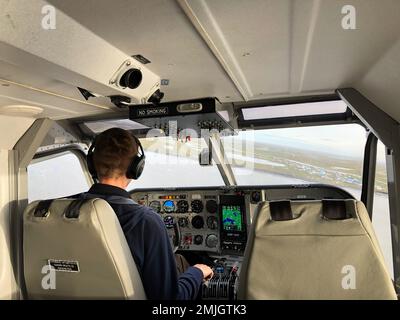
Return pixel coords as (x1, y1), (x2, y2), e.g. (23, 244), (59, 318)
(128, 136), (224, 190)
(222, 123), (368, 198)
(129, 124), (368, 199)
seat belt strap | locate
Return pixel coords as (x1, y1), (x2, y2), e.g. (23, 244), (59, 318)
(33, 199), (54, 217)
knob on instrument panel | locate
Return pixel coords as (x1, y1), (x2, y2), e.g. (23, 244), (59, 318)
(250, 191), (261, 203)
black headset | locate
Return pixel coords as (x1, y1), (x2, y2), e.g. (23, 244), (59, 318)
(86, 133), (145, 182)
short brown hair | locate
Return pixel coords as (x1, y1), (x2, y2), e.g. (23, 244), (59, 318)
(93, 128), (138, 179)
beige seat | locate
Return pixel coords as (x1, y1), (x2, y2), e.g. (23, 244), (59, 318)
(23, 198), (146, 299)
(238, 199), (397, 299)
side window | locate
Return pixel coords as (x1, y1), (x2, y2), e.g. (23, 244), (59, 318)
(28, 151), (90, 203)
(372, 141), (394, 278)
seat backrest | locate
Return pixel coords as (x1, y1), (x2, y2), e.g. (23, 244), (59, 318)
(238, 199), (397, 299)
(23, 198), (146, 299)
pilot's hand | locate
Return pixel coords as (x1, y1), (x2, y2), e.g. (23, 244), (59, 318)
(194, 264), (214, 281)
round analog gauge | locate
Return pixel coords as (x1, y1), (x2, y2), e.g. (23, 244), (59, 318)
(163, 215), (174, 229)
(176, 200), (189, 213)
(206, 234), (218, 248)
(178, 217), (189, 228)
(149, 200), (161, 213)
(194, 235), (203, 245)
(191, 200), (204, 213)
(191, 215), (204, 229)
(163, 200), (175, 213)
(206, 199), (218, 213)
(207, 216), (218, 230)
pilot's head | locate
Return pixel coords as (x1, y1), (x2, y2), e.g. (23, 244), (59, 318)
(92, 128), (143, 188)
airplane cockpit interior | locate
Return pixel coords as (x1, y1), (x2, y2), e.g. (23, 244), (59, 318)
(0, 0), (400, 304)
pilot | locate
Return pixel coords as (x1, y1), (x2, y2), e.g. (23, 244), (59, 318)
(83, 127), (213, 300)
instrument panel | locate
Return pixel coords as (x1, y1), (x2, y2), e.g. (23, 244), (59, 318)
(131, 184), (354, 255)
(135, 192), (224, 253)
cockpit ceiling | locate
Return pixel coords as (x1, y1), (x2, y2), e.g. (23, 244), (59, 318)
(1, 0), (400, 123)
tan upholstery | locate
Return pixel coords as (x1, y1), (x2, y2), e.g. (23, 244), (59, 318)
(23, 198), (146, 299)
(238, 200), (397, 300)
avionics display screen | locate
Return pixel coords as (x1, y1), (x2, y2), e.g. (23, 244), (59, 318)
(222, 205), (243, 231)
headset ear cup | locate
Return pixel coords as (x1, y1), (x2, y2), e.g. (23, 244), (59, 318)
(126, 156), (145, 180)
(86, 148), (98, 181)
(126, 135), (145, 180)
(135, 157), (145, 179)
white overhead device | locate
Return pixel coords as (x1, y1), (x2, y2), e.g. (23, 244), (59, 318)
(0, 0), (161, 106)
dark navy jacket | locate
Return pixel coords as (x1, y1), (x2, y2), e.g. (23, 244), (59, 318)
(84, 184), (203, 300)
